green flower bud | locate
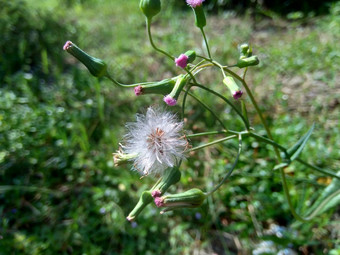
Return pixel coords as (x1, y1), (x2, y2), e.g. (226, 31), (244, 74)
(164, 75), (188, 106)
(154, 188), (206, 213)
(238, 43), (252, 58)
(184, 50), (196, 64)
(63, 41), (107, 78)
(140, 0), (161, 20)
(237, 55), (260, 68)
(126, 191), (153, 221)
(192, 5), (206, 28)
(151, 166), (181, 197)
(134, 78), (177, 96)
(223, 76), (243, 100)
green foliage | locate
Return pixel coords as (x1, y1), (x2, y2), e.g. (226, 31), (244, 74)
(0, 0), (339, 254)
(0, 0), (77, 82)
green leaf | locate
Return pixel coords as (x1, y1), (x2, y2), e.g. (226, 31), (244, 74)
(287, 123), (315, 161)
(306, 171), (340, 216)
(273, 163), (288, 171)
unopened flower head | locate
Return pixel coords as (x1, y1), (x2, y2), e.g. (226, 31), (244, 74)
(175, 54), (189, 69)
(186, 0), (205, 8)
(122, 107), (187, 176)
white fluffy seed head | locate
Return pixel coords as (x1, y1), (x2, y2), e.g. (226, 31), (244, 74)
(122, 106), (187, 176)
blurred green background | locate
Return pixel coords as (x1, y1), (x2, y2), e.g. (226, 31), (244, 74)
(0, 0), (339, 254)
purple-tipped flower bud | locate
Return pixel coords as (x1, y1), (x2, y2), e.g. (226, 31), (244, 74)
(175, 54), (189, 69)
(154, 188), (206, 213)
(134, 78), (177, 96)
(151, 190), (162, 198)
(140, 0), (161, 20)
(151, 166), (181, 196)
(63, 41), (108, 78)
(164, 95), (177, 106)
(134, 85), (143, 96)
(186, 0), (205, 8)
(223, 76), (243, 100)
(175, 50), (196, 69)
(164, 75), (188, 106)
(187, 0), (206, 28)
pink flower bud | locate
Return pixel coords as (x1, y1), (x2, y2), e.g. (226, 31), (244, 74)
(164, 95), (177, 106)
(186, 0), (205, 8)
(175, 54), (189, 69)
(154, 197), (164, 207)
(134, 85), (143, 96)
(151, 190), (161, 198)
(63, 40), (72, 51)
(233, 90), (243, 100)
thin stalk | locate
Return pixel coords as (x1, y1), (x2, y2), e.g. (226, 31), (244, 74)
(206, 134), (242, 195)
(190, 83), (249, 129)
(185, 90), (228, 130)
(248, 132), (289, 156)
(187, 135), (237, 153)
(296, 158), (340, 180)
(146, 18), (174, 61)
(107, 75), (154, 88)
(200, 27), (212, 59)
(186, 130), (228, 138)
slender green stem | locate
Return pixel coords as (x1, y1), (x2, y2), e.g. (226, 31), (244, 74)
(186, 130), (227, 138)
(206, 134), (242, 195)
(146, 18), (174, 61)
(190, 83), (249, 129)
(185, 90), (228, 130)
(296, 158), (340, 180)
(187, 135), (237, 153)
(107, 75), (154, 88)
(248, 132), (289, 157)
(239, 79), (282, 162)
(200, 27), (212, 59)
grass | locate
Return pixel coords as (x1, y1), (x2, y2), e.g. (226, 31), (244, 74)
(0, 0), (339, 254)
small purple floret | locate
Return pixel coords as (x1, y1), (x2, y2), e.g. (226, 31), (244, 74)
(164, 95), (177, 106)
(186, 0), (205, 8)
(154, 197), (164, 207)
(63, 40), (73, 51)
(134, 85), (143, 96)
(175, 54), (189, 69)
(233, 90), (243, 100)
(151, 190), (162, 198)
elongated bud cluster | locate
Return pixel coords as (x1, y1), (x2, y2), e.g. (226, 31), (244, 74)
(223, 76), (243, 100)
(164, 75), (188, 106)
(140, 0), (161, 20)
(63, 41), (108, 78)
(154, 188), (206, 213)
(134, 78), (177, 96)
(237, 43), (259, 68)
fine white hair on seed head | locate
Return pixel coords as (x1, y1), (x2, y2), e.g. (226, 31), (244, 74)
(122, 106), (187, 176)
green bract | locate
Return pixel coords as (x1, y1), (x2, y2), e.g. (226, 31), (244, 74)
(193, 5), (206, 28)
(184, 50), (196, 63)
(139, 0), (161, 20)
(64, 41), (108, 78)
